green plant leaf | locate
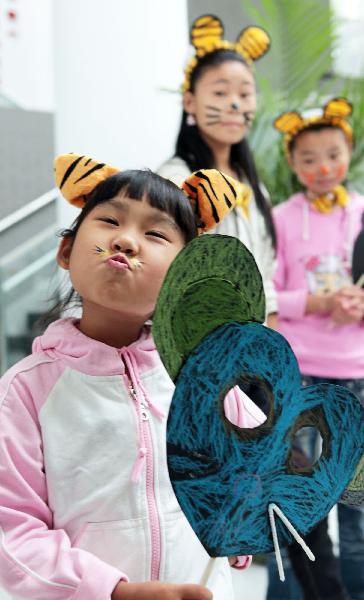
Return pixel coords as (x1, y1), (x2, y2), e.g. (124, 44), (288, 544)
(242, 0), (364, 202)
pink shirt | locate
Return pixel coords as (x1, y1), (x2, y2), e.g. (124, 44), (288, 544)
(273, 191), (364, 378)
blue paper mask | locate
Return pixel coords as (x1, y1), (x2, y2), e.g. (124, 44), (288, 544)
(153, 235), (364, 559)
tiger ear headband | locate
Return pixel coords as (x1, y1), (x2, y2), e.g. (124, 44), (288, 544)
(182, 14), (271, 93)
(274, 97), (353, 157)
(54, 153), (246, 234)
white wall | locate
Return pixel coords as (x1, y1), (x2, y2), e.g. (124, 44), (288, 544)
(331, 0), (364, 77)
(54, 0), (189, 227)
(0, 0), (54, 110)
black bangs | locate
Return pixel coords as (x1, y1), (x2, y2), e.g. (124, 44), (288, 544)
(190, 49), (249, 93)
(288, 124), (350, 155)
(67, 169), (197, 243)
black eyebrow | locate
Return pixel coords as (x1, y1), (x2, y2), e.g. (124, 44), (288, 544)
(145, 215), (179, 231)
(102, 198), (129, 211)
(96, 199), (179, 231)
(210, 78), (253, 86)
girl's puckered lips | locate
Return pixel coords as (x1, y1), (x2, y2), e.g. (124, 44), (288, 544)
(107, 254), (130, 271)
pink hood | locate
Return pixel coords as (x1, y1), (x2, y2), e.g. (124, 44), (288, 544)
(32, 318), (159, 376)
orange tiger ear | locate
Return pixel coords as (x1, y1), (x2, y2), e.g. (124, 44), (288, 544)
(274, 112), (305, 134)
(324, 97), (352, 120)
(182, 169), (241, 233)
(190, 14), (224, 56)
(235, 26), (270, 62)
(54, 153), (119, 208)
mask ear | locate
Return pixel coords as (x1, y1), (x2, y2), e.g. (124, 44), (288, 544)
(324, 97), (352, 119)
(274, 112), (304, 135)
(57, 236), (74, 270)
(182, 169), (243, 233)
(190, 14), (224, 55)
(235, 26), (271, 62)
(54, 153), (119, 208)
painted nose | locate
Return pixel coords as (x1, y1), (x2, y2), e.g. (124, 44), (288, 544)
(231, 102), (239, 111)
(319, 164), (330, 175)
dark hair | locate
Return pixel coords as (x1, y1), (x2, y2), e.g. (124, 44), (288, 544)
(176, 49), (276, 248)
(63, 169), (197, 243)
(42, 170), (197, 325)
(288, 122), (353, 155)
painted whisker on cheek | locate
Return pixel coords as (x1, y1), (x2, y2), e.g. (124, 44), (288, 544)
(205, 105), (222, 125)
(130, 257), (142, 269)
(94, 246), (142, 269)
(94, 245), (110, 257)
(205, 105), (221, 113)
(243, 112), (255, 126)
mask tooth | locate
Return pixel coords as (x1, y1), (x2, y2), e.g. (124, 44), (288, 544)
(268, 502), (315, 582)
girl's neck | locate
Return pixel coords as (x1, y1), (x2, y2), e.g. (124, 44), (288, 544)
(202, 136), (238, 179)
(79, 302), (148, 348)
(305, 188), (335, 201)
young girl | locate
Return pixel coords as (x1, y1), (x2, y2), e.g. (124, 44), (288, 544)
(271, 98), (364, 599)
(158, 14), (277, 326)
(0, 154), (265, 600)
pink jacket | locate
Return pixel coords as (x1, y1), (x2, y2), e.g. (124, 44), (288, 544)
(274, 191), (364, 378)
(0, 318), (264, 599)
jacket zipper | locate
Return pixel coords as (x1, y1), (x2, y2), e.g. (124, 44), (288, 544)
(125, 366), (161, 580)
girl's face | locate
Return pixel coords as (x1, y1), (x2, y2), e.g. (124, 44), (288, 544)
(184, 60), (256, 148)
(289, 128), (352, 196)
(57, 194), (185, 321)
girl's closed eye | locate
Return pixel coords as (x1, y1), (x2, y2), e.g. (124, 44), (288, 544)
(98, 217), (119, 226)
(146, 230), (170, 241)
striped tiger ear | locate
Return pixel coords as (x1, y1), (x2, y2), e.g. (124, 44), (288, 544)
(190, 14), (224, 56)
(54, 153), (119, 208)
(274, 112), (305, 134)
(323, 97), (352, 120)
(182, 169), (241, 233)
(236, 26), (270, 62)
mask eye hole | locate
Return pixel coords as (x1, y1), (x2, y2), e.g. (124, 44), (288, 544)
(289, 427), (323, 473)
(222, 374), (274, 440)
(287, 407), (330, 475)
(238, 376), (273, 419)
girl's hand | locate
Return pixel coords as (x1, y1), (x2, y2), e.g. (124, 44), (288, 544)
(111, 581), (213, 600)
(330, 285), (364, 324)
(228, 555), (252, 569)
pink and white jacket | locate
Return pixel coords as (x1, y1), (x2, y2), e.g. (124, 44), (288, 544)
(0, 318), (265, 600)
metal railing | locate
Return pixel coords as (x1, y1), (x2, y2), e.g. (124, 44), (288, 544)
(0, 189), (59, 373)
(0, 188), (58, 234)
